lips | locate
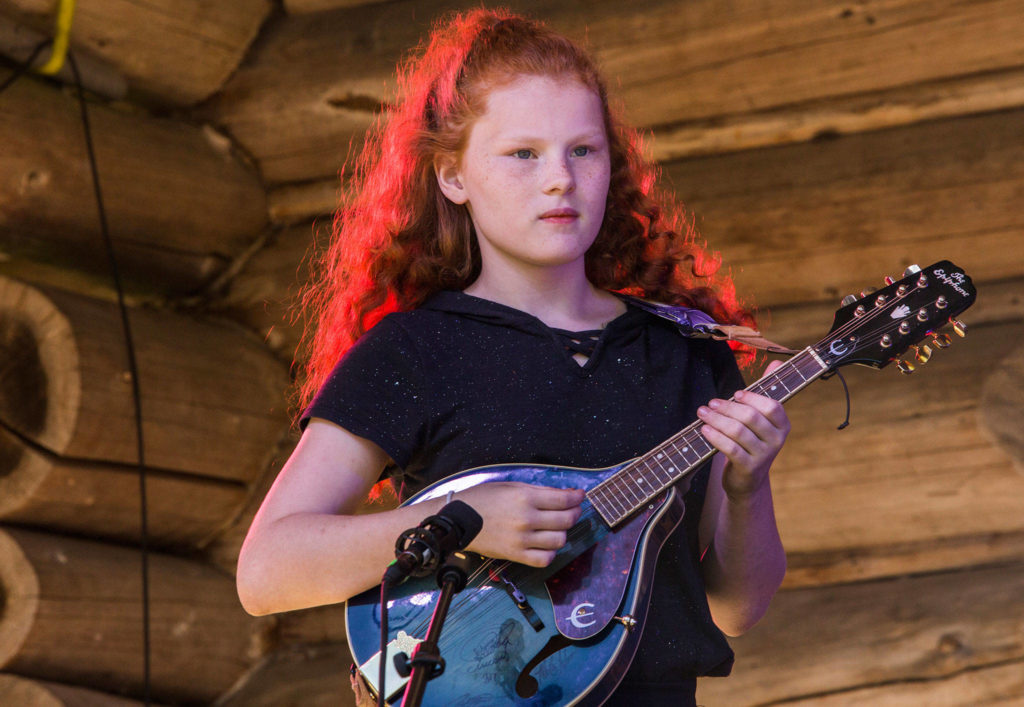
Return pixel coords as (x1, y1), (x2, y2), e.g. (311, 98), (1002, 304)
(539, 208), (579, 222)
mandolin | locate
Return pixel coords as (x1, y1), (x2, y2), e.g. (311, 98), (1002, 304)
(346, 260), (976, 706)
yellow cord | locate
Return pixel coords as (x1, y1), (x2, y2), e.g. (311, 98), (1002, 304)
(37, 0), (77, 75)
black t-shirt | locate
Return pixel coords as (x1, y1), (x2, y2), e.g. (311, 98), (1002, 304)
(305, 290), (744, 689)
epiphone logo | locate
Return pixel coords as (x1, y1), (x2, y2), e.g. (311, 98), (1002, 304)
(933, 269), (970, 298)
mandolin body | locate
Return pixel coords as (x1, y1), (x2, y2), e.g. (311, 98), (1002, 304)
(345, 462), (686, 706)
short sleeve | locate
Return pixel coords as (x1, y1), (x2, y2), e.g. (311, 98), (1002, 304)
(301, 317), (428, 469)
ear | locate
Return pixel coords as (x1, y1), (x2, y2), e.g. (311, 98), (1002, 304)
(434, 153), (469, 205)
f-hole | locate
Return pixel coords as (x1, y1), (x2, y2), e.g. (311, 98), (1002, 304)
(515, 633), (572, 698)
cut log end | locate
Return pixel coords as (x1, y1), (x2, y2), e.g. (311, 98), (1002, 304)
(0, 529), (39, 669)
(0, 315), (48, 439)
(0, 278), (79, 454)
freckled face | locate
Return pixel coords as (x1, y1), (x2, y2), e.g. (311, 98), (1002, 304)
(436, 75), (611, 278)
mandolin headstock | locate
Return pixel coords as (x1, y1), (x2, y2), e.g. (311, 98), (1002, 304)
(814, 260), (976, 372)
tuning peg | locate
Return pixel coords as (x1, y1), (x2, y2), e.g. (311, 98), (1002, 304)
(931, 333), (952, 349)
(951, 319), (968, 337)
(884, 276), (896, 285)
(903, 264), (922, 277)
(859, 287), (877, 298)
(912, 344), (932, 364)
(841, 294), (858, 307)
(896, 359), (915, 374)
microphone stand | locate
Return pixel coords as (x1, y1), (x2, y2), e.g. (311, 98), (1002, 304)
(396, 551), (472, 707)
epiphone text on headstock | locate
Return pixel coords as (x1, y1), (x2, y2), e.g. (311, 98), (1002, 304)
(932, 268), (970, 298)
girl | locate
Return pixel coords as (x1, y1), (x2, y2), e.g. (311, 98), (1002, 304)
(237, 9), (789, 705)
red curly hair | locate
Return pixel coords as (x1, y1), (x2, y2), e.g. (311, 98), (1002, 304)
(296, 8), (754, 416)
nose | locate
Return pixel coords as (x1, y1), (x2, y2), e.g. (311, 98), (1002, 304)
(543, 156), (575, 195)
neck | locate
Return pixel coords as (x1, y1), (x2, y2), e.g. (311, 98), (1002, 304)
(464, 263), (622, 331)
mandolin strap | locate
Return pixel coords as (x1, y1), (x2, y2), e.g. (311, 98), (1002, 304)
(615, 294), (798, 355)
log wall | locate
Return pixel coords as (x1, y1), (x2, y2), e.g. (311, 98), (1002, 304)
(1, 0), (1022, 704)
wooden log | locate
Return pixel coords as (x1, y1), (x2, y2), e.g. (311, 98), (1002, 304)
(216, 643), (354, 707)
(0, 12), (126, 99)
(0, 527), (270, 703)
(773, 660), (1024, 705)
(0, 78), (267, 295)
(979, 340), (1024, 476)
(696, 562), (1024, 705)
(763, 314), (1024, 588)
(284, 0), (389, 12)
(665, 108), (1024, 308)
(202, 0), (1024, 184)
(0, 276), (290, 482)
(212, 221), (325, 357)
(0, 674), (161, 706)
(1, 0), (272, 105)
(0, 426), (249, 548)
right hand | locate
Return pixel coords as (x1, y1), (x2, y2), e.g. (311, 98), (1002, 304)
(457, 482), (585, 567)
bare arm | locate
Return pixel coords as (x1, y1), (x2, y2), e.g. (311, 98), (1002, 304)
(697, 361), (789, 636)
(236, 419), (583, 616)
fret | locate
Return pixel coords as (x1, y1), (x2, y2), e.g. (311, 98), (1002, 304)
(617, 472), (644, 505)
(591, 346), (835, 528)
(647, 454), (674, 484)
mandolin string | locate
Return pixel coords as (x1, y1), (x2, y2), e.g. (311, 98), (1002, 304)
(382, 284), (958, 652)
(393, 504), (611, 647)
(591, 284), (949, 516)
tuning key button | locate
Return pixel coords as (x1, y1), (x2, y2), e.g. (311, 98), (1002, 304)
(880, 334), (893, 348)
(841, 295), (858, 307)
(932, 333), (952, 349)
(897, 359), (915, 374)
(903, 264), (922, 277)
(936, 295), (948, 309)
(884, 276), (896, 286)
(951, 319), (968, 337)
(913, 344), (932, 364)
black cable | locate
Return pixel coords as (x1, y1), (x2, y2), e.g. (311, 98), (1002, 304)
(821, 367), (852, 430)
(67, 53), (153, 705)
(0, 39), (52, 95)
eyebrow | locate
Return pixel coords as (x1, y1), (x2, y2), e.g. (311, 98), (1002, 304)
(497, 131), (607, 144)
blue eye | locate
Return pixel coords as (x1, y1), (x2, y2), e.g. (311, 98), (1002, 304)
(513, 149), (533, 159)
(572, 146), (591, 157)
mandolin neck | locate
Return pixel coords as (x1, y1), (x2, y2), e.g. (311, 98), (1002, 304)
(586, 347), (829, 527)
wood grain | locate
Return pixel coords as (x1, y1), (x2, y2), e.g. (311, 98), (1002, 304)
(697, 562), (1024, 704)
(2, 0), (272, 105)
(0, 528), (270, 703)
(0, 79), (267, 294)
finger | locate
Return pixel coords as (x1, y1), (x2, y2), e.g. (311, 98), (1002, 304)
(529, 507), (581, 531)
(733, 389), (790, 430)
(702, 397), (786, 443)
(526, 529), (569, 551)
(698, 412), (761, 459)
(530, 485), (586, 510)
(519, 548), (558, 568)
(698, 402), (769, 448)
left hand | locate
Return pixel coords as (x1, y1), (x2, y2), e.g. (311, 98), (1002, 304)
(697, 360), (791, 499)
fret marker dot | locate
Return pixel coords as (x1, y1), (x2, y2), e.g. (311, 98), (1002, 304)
(668, 467), (674, 472)
(682, 447), (689, 453)
(771, 385), (778, 391)
(656, 453), (664, 459)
